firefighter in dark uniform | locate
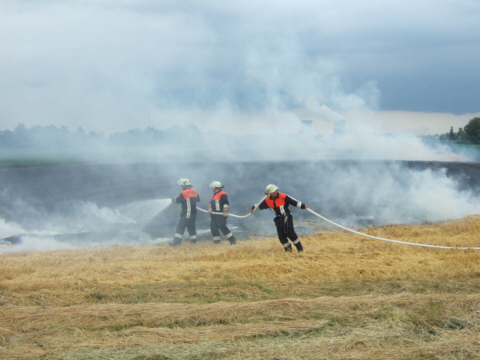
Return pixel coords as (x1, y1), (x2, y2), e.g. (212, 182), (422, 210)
(207, 181), (236, 245)
(251, 184), (307, 253)
(170, 178), (200, 246)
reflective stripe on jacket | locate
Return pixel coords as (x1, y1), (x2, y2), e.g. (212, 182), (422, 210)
(209, 190), (229, 213)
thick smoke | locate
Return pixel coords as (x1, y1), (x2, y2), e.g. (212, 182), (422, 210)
(0, 105), (478, 253)
(2, 1), (479, 253)
(1, 150), (480, 253)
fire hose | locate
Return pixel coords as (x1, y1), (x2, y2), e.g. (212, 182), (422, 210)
(305, 208), (480, 250)
(198, 196), (480, 250)
(197, 196), (267, 219)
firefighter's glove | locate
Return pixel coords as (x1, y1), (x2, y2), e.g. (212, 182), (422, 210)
(223, 210), (229, 217)
(207, 207), (212, 215)
(172, 197), (176, 203)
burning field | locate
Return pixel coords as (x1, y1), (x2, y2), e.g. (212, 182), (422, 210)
(0, 160), (480, 359)
(1, 160), (480, 251)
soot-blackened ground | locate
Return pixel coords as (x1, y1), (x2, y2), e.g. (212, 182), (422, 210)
(1, 160), (479, 245)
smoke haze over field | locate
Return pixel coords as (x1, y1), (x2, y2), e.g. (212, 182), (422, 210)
(1, 161), (480, 253)
(0, 1), (479, 136)
(1, 1), (480, 252)
(0, 118), (474, 163)
(1, 0), (479, 164)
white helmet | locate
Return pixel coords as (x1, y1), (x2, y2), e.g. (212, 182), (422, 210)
(265, 184), (279, 195)
(209, 181), (225, 189)
(177, 178), (191, 186)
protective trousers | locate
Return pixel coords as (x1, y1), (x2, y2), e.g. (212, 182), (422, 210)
(173, 215), (197, 245)
(274, 214), (303, 252)
(210, 215), (236, 244)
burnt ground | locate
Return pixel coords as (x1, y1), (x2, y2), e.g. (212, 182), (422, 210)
(1, 160), (480, 246)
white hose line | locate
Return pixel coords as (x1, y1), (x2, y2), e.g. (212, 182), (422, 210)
(197, 206), (251, 219)
(197, 196), (267, 219)
(307, 208), (480, 250)
(200, 196), (479, 250)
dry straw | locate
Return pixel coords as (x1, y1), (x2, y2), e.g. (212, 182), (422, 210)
(1, 215), (480, 359)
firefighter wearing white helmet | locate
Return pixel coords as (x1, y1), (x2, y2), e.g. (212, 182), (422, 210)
(177, 178), (191, 186)
(251, 184), (308, 253)
(207, 181), (236, 245)
(170, 178), (200, 246)
(265, 184), (278, 195)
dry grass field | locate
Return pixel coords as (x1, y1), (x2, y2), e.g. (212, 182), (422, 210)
(1, 216), (480, 359)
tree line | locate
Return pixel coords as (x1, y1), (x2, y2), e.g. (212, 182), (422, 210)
(0, 124), (205, 150)
(439, 117), (480, 143)
(2, 117), (480, 150)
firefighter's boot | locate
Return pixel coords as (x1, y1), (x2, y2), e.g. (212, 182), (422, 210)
(169, 236), (182, 247)
(294, 241), (304, 253)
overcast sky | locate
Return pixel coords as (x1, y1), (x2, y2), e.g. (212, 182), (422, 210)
(1, 0), (480, 135)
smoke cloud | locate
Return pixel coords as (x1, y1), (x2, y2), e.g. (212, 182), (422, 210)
(1, 1), (480, 252)
(1, 155), (480, 253)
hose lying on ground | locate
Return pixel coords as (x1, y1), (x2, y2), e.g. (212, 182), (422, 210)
(199, 197), (479, 250)
(306, 208), (480, 250)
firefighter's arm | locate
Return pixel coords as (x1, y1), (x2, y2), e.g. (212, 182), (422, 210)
(251, 199), (267, 213)
(223, 204), (229, 217)
(173, 193), (184, 204)
(296, 201), (307, 209)
(222, 194), (229, 217)
(298, 202), (307, 209)
(286, 195), (307, 209)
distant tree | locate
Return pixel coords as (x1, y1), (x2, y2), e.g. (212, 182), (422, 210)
(456, 127), (467, 142)
(464, 117), (480, 143)
(12, 123), (30, 148)
(14, 123), (27, 134)
(449, 126), (455, 141)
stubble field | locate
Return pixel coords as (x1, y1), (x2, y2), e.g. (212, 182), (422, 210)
(1, 216), (480, 359)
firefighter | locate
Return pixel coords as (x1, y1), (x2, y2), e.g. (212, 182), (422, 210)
(251, 184), (307, 253)
(170, 178), (200, 246)
(208, 181), (236, 245)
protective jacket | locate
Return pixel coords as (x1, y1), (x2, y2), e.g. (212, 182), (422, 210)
(259, 192), (306, 217)
(209, 190), (229, 214)
(174, 187), (200, 218)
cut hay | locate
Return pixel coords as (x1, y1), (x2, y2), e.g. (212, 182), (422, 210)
(1, 216), (480, 359)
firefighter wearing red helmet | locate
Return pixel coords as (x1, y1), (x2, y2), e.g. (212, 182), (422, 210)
(251, 184), (307, 253)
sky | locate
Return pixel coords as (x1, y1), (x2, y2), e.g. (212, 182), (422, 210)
(1, 0), (480, 136)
